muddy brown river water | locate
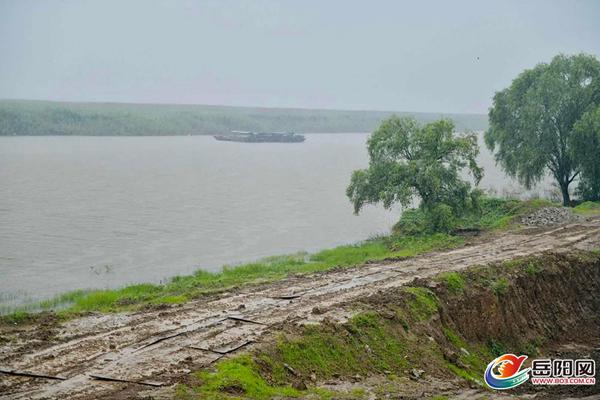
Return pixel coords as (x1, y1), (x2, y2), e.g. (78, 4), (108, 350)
(0, 133), (549, 310)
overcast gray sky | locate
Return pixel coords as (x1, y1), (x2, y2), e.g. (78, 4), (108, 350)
(1, 0), (599, 114)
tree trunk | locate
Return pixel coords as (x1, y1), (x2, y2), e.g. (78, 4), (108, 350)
(560, 181), (571, 206)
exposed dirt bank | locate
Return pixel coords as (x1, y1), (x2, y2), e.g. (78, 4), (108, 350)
(1, 219), (599, 399)
(172, 251), (600, 399)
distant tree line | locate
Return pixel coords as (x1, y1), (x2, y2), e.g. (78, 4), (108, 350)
(0, 100), (488, 136)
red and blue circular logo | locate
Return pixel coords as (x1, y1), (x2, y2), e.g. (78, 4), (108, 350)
(484, 354), (531, 390)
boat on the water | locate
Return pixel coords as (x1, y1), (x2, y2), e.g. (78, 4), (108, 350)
(214, 131), (305, 143)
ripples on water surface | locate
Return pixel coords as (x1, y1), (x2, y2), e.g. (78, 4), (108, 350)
(0, 133), (531, 310)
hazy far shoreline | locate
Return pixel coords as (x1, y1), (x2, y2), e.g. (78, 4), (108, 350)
(0, 99), (488, 136)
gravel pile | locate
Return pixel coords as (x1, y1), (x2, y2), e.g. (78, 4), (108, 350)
(520, 207), (582, 226)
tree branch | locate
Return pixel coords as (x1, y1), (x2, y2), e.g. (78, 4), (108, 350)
(568, 170), (581, 184)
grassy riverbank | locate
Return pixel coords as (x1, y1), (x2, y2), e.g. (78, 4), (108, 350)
(4, 234), (462, 323)
(4, 197), (588, 324)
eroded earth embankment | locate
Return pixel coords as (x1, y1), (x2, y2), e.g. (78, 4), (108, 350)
(0, 218), (599, 399)
(230, 251), (599, 399)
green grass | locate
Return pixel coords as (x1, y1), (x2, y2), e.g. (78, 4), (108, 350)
(176, 355), (300, 400)
(404, 287), (439, 320)
(176, 311), (416, 399)
(437, 272), (465, 294)
(460, 197), (557, 231)
(2, 196), (550, 321)
(385, 234), (463, 256)
(523, 262), (541, 276)
(442, 327), (489, 382)
(177, 291), (490, 398)
(445, 362), (483, 385)
(2, 233), (463, 320)
(175, 250), (600, 399)
(2, 310), (30, 325)
(487, 338), (507, 357)
(491, 277), (509, 296)
(207, 312), (414, 395)
(573, 201), (600, 215)
(501, 256), (544, 276)
(273, 312), (411, 380)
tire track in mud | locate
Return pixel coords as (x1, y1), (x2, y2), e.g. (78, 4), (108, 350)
(1, 220), (599, 399)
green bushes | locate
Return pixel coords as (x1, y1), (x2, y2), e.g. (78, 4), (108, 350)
(393, 197), (556, 236)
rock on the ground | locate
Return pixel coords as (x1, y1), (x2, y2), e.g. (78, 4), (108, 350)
(520, 207), (582, 226)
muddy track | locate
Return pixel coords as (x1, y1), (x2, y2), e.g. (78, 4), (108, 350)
(1, 220), (600, 399)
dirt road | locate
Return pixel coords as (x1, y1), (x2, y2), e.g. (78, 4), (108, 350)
(1, 219), (599, 399)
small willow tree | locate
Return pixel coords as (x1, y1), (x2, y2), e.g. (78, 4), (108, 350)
(347, 116), (482, 231)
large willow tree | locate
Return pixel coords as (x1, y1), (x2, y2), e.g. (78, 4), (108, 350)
(485, 54), (600, 205)
(347, 116), (482, 220)
(571, 105), (600, 201)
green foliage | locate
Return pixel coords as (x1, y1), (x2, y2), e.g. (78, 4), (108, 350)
(523, 262), (541, 276)
(385, 233), (464, 257)
(443, 327), (490, 378)
(571, 106), (600, 201)
(429, 203), (457, 233)
(404, 287), (439, 320)
(443, 327), (466, 348)
(309, 242), (390, 265)
(190, 355), (300, 400)
(492, 277), (509, 296)
(573, 201), (600, 215)
(501, 256), (543, 276)
(485, 53), (600, 205)
(347, 116), (483, 220)
(445, 362), (483, 384)
(438, 272), (465, 294)
(178, 309), (435, 398)
(270, 312), (411, 381)
(392, 208), (429, 235)
(394, 196), (555, 236)
(6, 233), (463, 316)
(0, 99), (488, 136)
(1, 311), (30, 325)
(487, 338), (508, 357)
(519, 337), (545, 357)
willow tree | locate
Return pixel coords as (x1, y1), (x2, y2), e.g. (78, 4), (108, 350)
(571, 105), (600, 201)
(347, 116), (482, 228)
(485, 54), (600, 205)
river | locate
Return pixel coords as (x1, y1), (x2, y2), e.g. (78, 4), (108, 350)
(0, 133), (544, 311)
